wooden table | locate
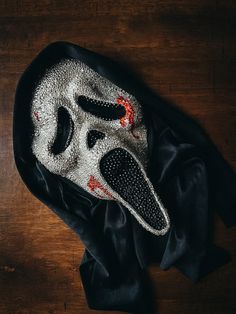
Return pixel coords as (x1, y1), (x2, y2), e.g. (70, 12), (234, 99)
(0, 1), (236, 313)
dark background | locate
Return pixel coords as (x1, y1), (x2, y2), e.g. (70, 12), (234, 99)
(0, 1), (236, 313)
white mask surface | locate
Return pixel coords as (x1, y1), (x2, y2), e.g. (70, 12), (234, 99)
(31, 59), (170, 235)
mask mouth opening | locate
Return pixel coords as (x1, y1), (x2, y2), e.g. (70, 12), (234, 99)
(77, 95), (126, 121)
(100, 148), (169, 235)
(51, 106), (74, 155)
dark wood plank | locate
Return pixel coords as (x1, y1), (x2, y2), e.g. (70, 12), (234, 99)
(0, 1), (236, 313)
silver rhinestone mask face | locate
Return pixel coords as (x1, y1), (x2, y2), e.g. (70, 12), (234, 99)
(31, 59), (170, 235)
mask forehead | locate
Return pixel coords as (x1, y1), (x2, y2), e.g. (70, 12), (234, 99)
(33, 59), (141, 108)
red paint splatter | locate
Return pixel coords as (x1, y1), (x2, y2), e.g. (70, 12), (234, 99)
(116, 96), (140, 139)
(34, 111), (40, 121)
(116, 96), (134, 128)
(88, 175), (114, 199)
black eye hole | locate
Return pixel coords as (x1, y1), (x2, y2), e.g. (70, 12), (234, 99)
(51, 107), (74, 155)
(77, 95), (126, 121)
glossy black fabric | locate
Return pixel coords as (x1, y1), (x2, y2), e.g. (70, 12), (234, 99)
(13, 42), (236, 313)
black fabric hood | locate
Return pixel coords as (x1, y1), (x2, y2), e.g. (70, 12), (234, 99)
(13, 42), (236, 313)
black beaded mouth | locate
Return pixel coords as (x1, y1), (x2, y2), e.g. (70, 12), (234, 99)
(100, 148), (169, 234)
(51, 106), (74, 155)
(77, 95), (126, 121)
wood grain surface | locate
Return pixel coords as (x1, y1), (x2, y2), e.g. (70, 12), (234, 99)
(0, 1), (236, 313)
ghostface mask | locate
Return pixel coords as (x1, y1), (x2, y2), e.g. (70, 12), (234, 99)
(31, 59), (170, 236)
(14, 42), (236, 313)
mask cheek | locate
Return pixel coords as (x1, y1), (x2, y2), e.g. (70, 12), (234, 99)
(32, 127), (78, 176)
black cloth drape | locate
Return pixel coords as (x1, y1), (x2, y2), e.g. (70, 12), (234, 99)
(13, 42), (236, 313)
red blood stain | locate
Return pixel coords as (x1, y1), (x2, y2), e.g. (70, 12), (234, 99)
(116, 96), (140, 139)
(88, 175), (114, 199)
(33, 111), (40, 121)
(116, 96), (134, 128)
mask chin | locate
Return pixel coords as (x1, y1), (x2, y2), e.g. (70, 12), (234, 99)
(100, 148), (170, 235)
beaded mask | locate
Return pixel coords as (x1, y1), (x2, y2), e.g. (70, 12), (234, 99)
(31, 59), (170, 236)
